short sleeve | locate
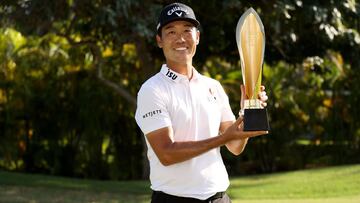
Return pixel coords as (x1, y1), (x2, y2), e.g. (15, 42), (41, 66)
(135, 85), (172, 135)
(215, 82), (236, 122)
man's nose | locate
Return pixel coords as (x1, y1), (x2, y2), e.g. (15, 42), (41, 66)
(175, 33), (186, 42)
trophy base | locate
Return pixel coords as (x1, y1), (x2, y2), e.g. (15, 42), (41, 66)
(244, 108), (270, 131)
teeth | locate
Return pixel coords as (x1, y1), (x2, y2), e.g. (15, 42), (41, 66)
(175, 47), (187, 51)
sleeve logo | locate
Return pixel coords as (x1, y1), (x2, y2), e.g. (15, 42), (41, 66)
(142, 109), (162, 118)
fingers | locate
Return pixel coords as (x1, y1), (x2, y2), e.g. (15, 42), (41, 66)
(240, 84), (246, 109)
(235, 118), (267, 136)
(258, 91), (268, 101)
(234, 116), (244, 125)
(237, 119), (244, 130)
(240, 84), (246, 98)
(258, 86), (268, 108)
(241, 130), (268, 138)
(227, 118), (268, 141)
(261, 102), (267, 108)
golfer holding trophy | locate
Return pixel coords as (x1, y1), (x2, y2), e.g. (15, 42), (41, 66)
(236, 8), (270, 131)
(135, 3), (269, 202)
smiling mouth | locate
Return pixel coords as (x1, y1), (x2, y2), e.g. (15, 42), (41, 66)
(175, 47), (187, 51)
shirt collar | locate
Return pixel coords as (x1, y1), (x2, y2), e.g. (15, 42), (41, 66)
(160, 64), (200, 83)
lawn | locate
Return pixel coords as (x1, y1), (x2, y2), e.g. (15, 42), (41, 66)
(1, 164), (360, 203)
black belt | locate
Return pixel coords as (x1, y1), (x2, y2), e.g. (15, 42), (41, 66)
(152, 190), (225, 202)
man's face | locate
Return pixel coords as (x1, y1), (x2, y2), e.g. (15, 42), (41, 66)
(156, 20), (200, 66)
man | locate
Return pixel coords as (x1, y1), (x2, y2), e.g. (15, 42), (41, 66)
(135, 2), (268, 203)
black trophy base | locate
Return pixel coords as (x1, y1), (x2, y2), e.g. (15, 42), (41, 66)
(244, 108), (270, 131)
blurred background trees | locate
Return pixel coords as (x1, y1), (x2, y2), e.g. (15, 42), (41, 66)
(0, 0), (359, 180)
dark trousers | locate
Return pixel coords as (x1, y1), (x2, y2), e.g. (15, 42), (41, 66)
(151, 191), (232, 203)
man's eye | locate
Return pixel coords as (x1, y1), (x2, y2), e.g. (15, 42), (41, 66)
(167, 31), (175, 35)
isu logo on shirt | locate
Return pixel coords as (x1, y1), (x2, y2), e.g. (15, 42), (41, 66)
(143, 109), (162, 118)
(165, 69), (178, 80)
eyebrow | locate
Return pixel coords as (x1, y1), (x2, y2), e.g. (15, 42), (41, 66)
(163, 22), (195, 30)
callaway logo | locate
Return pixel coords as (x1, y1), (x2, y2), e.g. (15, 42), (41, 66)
(167, 6), (189, 16)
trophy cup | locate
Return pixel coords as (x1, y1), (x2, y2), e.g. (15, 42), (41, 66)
(236, 8), (270, 131)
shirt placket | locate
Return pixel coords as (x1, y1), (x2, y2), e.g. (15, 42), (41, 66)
(188, 80), (199, 138)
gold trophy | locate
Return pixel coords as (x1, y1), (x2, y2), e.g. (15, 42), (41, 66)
(236, 8), (269, 131)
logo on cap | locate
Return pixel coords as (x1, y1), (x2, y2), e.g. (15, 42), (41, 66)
(167, 6), (189, 16)
(157, 3), (200, 33)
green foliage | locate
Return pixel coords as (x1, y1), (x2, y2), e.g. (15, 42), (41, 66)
(0, 28), (142, 179)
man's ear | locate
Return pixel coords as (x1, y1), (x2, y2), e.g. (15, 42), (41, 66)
(196, 30), (200, 45)
(156, 35), (163, 48)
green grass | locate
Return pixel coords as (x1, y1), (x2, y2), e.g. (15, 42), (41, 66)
(228, 164), (360, 203)
(1, 164), (360, 203)
(0, 171), (151, 203)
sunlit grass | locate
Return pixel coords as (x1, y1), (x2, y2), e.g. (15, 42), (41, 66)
(228, 164), (360, 201)
(1, 164), (360, 203)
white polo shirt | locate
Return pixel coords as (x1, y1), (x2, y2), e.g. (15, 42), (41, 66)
(135, 64), (235, 200)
